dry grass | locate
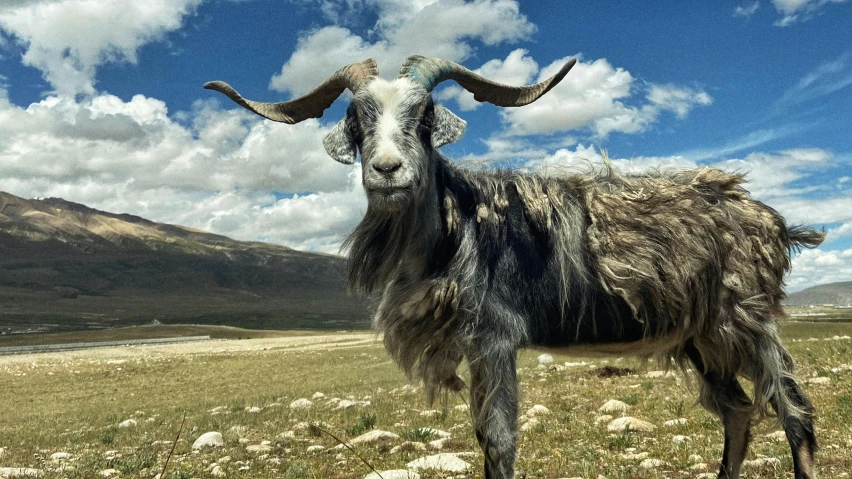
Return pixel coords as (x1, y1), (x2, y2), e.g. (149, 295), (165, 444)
(1, 322), (851, 478)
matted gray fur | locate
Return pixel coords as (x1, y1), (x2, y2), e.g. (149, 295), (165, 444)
(205, 55), (824, 479)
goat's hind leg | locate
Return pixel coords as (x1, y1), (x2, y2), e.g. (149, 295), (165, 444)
(686, 344), (753, 479)
(767, 348), (817, 479)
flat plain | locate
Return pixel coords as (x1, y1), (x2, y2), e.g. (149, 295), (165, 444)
(1, 319), (851, 479)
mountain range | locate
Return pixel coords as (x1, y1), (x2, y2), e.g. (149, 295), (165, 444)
(0, 191), (370, 334)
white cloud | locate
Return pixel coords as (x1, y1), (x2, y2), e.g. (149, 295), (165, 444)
(771, 0), (849, 25)
(734, 1), (761, 17)
(788, 248), (852, 292)
(0, 0), (203, 96)
(269, 0), (535, 96)
(492, 55), (711, 137)
(772, 53), (852, 114)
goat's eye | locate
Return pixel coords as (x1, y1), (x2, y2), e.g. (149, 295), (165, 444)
(421, 111), (434, 129)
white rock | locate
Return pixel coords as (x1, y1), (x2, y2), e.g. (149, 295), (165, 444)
(245, 406), (262, 413)
(696, 473), (716, 479)
(537, 354), (554, 365)
(218, 456), (232, 464)
(289, 398), (313, 409)
(306, 445), (325, 453)
(193, 432), (224, 449)
(594, 415), (613, 424)
(99, 470), (119, 478)
(453, 404), (469, 412)
(663, 418), (687, 427)
(350, 430), (400, 445)
(607, 417), (656, 433)
(621, 452), (649, 460)
(364, 470), (421, 479)
(598, 400), (630, 414)
(808, 377), (830, 385)
(50, 452), (72, 461)
(419, 409), (442, 417)
(688, 454), (703, 463)
(520, 417), (540, 432)
(312, 392), (326, 399)
(645, 370), (667, 378)
(526, 405), (551, 417)
(246, 444), (273, 453)
(335, 400), (371, 410)
(639, 459), (665, 469)
(211, 465), (226, 477)
(407, 453), (471, 473)
(229, 425), (248, 435)
(118, 419), (136, 428)
(0, 468), (42, 478)
(672, 435), (691, 443)
(421, 428), (452, 439)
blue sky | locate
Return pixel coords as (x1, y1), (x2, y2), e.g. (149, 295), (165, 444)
(0, 0), (850, 291)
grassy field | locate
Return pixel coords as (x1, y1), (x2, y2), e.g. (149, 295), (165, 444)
(1, 322), (851, 478)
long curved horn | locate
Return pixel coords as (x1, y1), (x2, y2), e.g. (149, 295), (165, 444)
(399, 55), (575, 107)
(204, 59), (379, 124)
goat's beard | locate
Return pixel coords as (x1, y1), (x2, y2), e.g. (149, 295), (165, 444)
(365, 186), (414, 212)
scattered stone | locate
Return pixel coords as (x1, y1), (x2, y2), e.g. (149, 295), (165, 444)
(193, 432), (224, 450)
(420, 428), (452, 439)
(407, 453), (471, 473)
(390, 442), (428, 454)
(690, 463), (708, 471)
(808, 377), (830, 385)
(118, 419), (136, 428)
(607, 417), (655, 433)
(364, 470), (421, 479)
(742, 458), (780, 468)
(312, 392), (326, 399)
(672, 435), (691, 443)
(229, 425), (248, 435)
(0, 468), (42, 478)
(211, 465), (225, 477)
(639, 459), (665, 469)
(429, 438), (450, 450)
(419, 409), (442, 417)
(621, 452), (649, 460)
(453, 404), (469, 412)
(350, 430), (400, 446)
(696, 473), (716, 479)
(99, 469), (119, 478)
(688, 454), (703, 463)
(306, 445), (325, 453)
(526, 405), (551, 417)
(537, 354), (554, 365)
(218, 456), (232, 464)
(289, 399), (313, 409)
(598, 400), (630, 414)
(245, 406), (262, 413)
(594, 415), (613, 425)
(520, 417), (540, 432)
(278, 431), (295, 439)
(246, 444), (273, 454)
(663, 418), (687, 427)
(645, 370), (667, 378)
(335, 400), (370, 410)
(50, 452), (72, 461)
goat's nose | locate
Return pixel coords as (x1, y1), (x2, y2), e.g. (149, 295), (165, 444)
(372, 156), (402, 174)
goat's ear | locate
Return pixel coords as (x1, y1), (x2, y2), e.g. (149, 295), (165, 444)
(323, 119), (357, 164)
(432, 105), (466, 148)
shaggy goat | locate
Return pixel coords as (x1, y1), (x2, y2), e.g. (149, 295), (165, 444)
(205, 56), (824, 479)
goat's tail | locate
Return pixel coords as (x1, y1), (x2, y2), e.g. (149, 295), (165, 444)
(787, 225), (825, 253)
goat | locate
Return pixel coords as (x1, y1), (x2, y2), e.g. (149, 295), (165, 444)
(205, 56), (824, 479)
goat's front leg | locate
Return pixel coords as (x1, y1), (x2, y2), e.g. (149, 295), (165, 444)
(469, 343), (520, 479)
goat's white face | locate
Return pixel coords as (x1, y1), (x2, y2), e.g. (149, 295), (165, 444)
(323, 77), (466, 211)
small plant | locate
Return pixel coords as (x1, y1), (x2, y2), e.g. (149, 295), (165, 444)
(286, 460), (309, 479)
(641, 381), (654, 392)
(402, 427), (435, 442)
(308, 422), (324, 437)
(346, 412), (377, 436)
(836, 394), (852, 408)
(667, 399), (686, 418)
(618, 393), (640, 406)
(99, 426), (117, 445)
(606, 432), (635, 450)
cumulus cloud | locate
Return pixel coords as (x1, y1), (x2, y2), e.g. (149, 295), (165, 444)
(788, 248), (852, 291)
(0, 0), (203, 96)
(481, 54), (712, 138)
(269, 0), (535, 95)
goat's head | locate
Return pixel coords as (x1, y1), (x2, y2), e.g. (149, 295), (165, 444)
(204, 56), (576, 211)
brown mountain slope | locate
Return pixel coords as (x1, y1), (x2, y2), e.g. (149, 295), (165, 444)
(784, 281), (852, 307)
(0, 192), (370, 334)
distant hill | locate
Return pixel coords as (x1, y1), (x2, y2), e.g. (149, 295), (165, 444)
(0, 191), (370, 334)
(784, 281), (852, 307)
